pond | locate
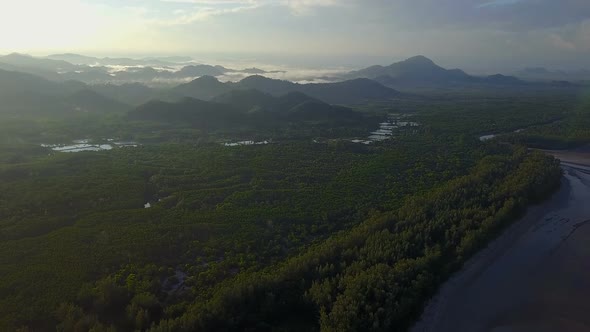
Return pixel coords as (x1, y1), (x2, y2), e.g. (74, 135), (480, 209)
(224, 140), (269, 147)
(41, 139), (139, 153)
(351, 115), (420, 145)
(479, 128), (527, 142)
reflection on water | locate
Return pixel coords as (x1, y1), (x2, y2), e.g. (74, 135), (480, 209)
(479, 134), (497, 142)
(224, 140), (269, 147)
(479, 128), (527, 142)
(352, 115), (420, 145)
(41, 139), (139, 153)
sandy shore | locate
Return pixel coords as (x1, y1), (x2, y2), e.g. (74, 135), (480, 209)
(411, 150), (590, 332)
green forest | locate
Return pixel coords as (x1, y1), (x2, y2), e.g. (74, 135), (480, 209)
(1, 87), (589, 331)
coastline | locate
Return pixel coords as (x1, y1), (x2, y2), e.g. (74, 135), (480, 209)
(411, 149), (590, 332)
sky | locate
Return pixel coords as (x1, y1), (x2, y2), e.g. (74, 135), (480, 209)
(0, 0), (589, 72)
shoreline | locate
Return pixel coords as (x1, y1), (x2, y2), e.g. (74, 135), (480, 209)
(411, 151), (590, 332)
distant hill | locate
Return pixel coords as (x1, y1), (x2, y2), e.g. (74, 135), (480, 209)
(128, 98), (243, 129)
(171, 75), (233, 100)
(130, 88), (363, 129)
(211, 89), (277, 112)
(347, 55), (472, 83)
(211, 89), (361, 121)
(61, 67), (114, 83)
(46, 53), (99, 65)
(0, 68), (85, 98)
(65, 89), (129, 113)
(235, 75), (401, 104)
(172, 75), (400, 105)
(0, 61), (64, 81)
(483, 74), (524, 85)
(0, 53), (78, 72)
(4, 53), (283, 86)
(142, 56), (194, 63)
(345, 55), (526, 88)
(236, 75), (297, 95)
(112, 67), (164, 82)
(47, 53), (177, 67)
(285, 100), (361, 122)
(0, 69), (128, 115)
(91, 83), (157, 106)
(176, 65), (226, 78)
(239, 68), (270, 74)
(297, 78), (401, 104)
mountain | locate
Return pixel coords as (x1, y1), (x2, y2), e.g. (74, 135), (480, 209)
(236, 75), (401, 104)
(347, 55), (472, 83)
(128, 98), (244, 130)
(112, 67), (164, 82)
(65, 89), (129, 113)
(130, 88), (363, 129)
(212, 88), (364, 122)
(176, 65), (226, 78)
(0, 53), (78, 72)
(58, 64), (228, 84)
(0, 69), (126, 115)
(47, 53), (179, 67)
(483, 74), (525, 85)
(211, 89), (360, 121)
(171, 75), (233, 100)
(346, 55), (526, 88)
(211, 89), (277, 112)
(61, 67), (114, 82)
(284, 99), (361, 122)
(236, 75), (298, 95)
(239, 68), (269, 74)
(0, 61), (64, 81)
(91, 83), (157, 106)
(12, 53), (281, 86)
(172, 75), (400, 105)
(46, 53), (99, 65)
(142, 56), (193, 63)
(298, 78), (401, 105)
(0, 68), (73, 96)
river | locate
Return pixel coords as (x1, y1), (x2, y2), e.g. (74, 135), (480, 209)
(412, 148), (590, 332)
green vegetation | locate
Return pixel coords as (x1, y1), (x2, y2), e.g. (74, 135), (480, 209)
(504, 92), (590, 149)
(0, 65), (587, 331)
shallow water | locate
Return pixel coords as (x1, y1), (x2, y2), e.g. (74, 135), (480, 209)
(479, 134), (497, 141)
(41, 139), (138, 152)
(224, 140), (269, 147)
(352, 115), (420, 144)
(412, 160), (590, 332)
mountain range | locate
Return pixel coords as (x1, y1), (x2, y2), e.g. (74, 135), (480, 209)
(3, 52), (586, 93)
(342, 55), (529, 87)
(0, 53), (279, 85)
(128, 88), (362, 131)
(1, 52), (586, 120)
(171, 75), (401, 105)
(0, 68), (129, 115)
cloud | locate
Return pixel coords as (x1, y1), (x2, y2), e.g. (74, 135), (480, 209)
(285, 0), (344, 15)
(549, 34), (576, 51)
(154, 3), (261, 24)
(545, 19), (590, 52)
(477, 0), (524, 8)
(155, 0), (344, 22)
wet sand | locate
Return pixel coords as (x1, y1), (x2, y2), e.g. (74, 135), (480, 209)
(412, 150), (590, 332)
